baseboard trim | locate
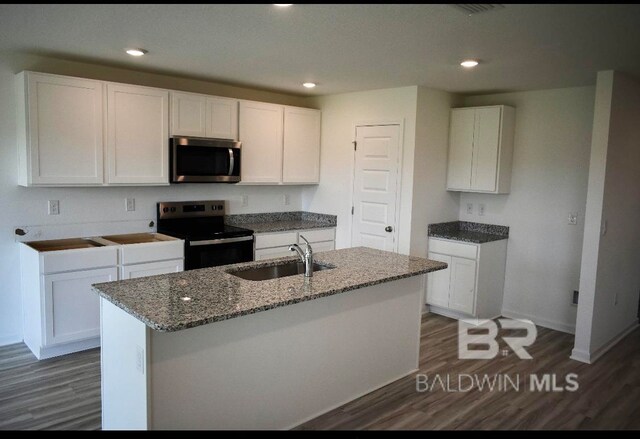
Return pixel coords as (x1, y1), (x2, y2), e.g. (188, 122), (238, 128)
(501, 308), (575, 334)
(570, 348), (591, 364)
(576, 319), (640, 365)
(0, 334), (23, 347)
(427, 305), (500, 321)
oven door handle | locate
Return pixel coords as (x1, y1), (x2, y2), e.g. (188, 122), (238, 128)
(190, 236), (253, 246)
(228, 148), (235, 176)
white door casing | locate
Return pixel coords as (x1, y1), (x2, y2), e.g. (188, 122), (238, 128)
(351, 124), (401, 252)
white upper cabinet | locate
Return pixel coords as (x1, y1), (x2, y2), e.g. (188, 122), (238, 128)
(170, 92), (207, 137)
(170, 91), (238, 140)
(446, 105), (515, 194)
(106, 83), (169, 185)
(17, 72), (104, 186)
(282, 106), (321, 184)
(239, 101), (284, 184)
(239, 101), (321, 185)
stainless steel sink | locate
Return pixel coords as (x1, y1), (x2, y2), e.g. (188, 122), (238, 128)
(228, 261), (334, 281)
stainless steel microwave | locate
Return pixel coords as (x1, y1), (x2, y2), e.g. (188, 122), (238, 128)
(170, 136), (241, 183)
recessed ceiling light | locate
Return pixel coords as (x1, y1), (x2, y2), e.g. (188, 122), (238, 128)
(126, 48), (148, 57)
(302, 82), (316, 89)
(460, 60), (479, 68)
(274, 4), (293, 7)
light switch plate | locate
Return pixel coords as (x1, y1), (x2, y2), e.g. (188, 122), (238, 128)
(283, 194), (290, 206)
(466, 203), (473, 215)
(478, 204), (485, 216)
(241, 195), (249, 208)
(568, 212), (577, 225)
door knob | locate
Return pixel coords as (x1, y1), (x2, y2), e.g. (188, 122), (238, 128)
(385, 226), (393, 232)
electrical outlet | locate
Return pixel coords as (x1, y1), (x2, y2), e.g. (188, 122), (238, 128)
(568, 212), (577, 225)
(466, 203), (473, 215)
(48, 200), (60, 215)
(572, 290), (579, 305)
(126, 198), (135, 212)
(241, 195), (249, 208)
(283, 194), (290, 206)
(136, 345), (145, 374)
(478, 204), (485, 216)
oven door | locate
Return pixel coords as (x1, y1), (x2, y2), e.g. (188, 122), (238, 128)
(171, 137), (241, 183)
(185, 236), (254, 270)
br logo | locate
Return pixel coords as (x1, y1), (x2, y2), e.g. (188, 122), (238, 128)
(458, 318), (537, 360)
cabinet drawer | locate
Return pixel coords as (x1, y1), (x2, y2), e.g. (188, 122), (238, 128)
(119, 240), (184, 265)
(299, 228), (335, 243)
(428, 238), (477, 260)
(42, 247), (118, 274)
(310, 240), (334, 253)
(254, 246), (294, 260)
(255, 231), (298, 249)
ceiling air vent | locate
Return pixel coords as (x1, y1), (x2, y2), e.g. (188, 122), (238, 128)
(451, 4), (505, 15)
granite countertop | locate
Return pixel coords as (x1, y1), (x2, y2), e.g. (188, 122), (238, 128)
(93, 247), (446, 332)
(428, 221), (509, 244)
(225, 211), (336, 234)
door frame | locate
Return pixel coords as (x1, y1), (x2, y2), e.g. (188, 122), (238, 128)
(349, 120), (405, 253)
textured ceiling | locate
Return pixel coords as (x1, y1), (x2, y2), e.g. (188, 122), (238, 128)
(1, 4), (639, 96)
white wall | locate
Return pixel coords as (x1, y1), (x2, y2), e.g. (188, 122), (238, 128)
(301, 87), (418, 254)
(411, 87), (461, 258)
(0, 53), (311, 345)
(459, 86), (595, 333)
(573, 71), (640, 363)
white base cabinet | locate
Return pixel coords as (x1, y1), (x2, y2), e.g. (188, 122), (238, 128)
(254, 228), (335, 261)
(426, 237), (507, 319)
(20, 233), (184, 360)
(20, 240), (118, 359)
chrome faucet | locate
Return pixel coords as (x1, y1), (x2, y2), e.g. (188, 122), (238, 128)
(289, 235), (313, 277)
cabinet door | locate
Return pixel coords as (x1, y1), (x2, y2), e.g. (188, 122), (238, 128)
(449, 257), (476, 315)
(426, 252), (451, 308)
(23, 72), (104, 185)
(121, 259), (184, 279)
(446, 108), (475, 190)
(471, 106), (501, 192)
(171, 92), (207, 137)
(239, 101), (283, 183)
(43, 267), (117, 346)
(282, 107), (321, 183)
(107, 84), (169, 184)
(206, 97), (238, 140)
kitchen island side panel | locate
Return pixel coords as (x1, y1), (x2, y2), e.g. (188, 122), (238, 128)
(147, 275), (424, 430)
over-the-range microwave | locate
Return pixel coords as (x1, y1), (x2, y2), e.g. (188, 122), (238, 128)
(170, 136), (241, 183)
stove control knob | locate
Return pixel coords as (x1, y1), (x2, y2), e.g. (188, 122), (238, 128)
(163, 207), (169, 213)
(218, 204), (223, 210)
(170, 207), (176, 213)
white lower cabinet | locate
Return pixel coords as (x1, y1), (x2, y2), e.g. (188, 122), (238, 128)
(20, 233), (184, 360)
(254, 228), (336, 261)
(44, 267), (116, 346)
(426, 237), (507, 319)
(20, 240), (119, 359)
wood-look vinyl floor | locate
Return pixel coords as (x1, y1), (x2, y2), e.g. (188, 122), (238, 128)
(0, 313), (638, 430)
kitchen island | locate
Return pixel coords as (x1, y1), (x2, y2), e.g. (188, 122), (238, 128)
(93, 247), (447, 430)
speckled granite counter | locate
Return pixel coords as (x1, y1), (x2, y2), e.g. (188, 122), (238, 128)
(93, 247), (446, 332)
(428, 221), (509, 244)
(225, 211), (336, 233)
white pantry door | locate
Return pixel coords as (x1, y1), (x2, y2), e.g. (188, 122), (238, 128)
(351, 124), (400, 252)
